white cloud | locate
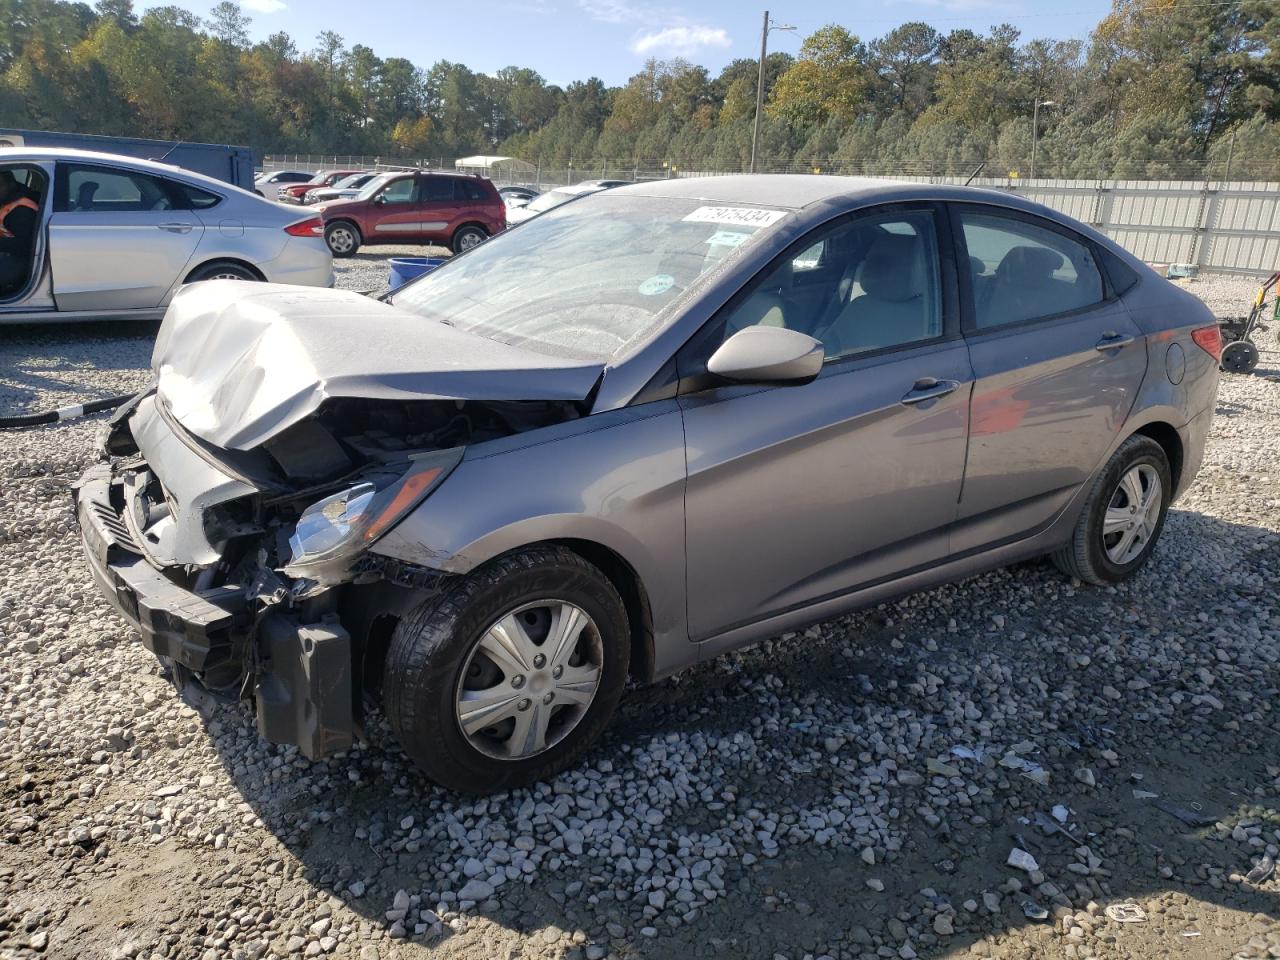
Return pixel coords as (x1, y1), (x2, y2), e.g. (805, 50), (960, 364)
(240, 0), (286, 13)
(631, 24), (730, 55)
(579, 0), (642, 23)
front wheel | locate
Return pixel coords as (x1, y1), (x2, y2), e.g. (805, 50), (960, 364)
(325, 220), (361, 258)
(1053, 434), (1171, 585)
(382, 546), (630, 794)
(451, 225), (488, 254)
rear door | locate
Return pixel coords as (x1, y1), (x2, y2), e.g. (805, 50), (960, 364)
(48, 162), (203, 311)
(680, 204), (972, 640)
(949, 203), (1148, 552)
(416, 177), (464, 243)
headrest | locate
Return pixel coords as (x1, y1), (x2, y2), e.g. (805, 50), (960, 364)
(859, 233), (922, 303)
(995, 245), (1064, 283)
(969, 255), (987, 277)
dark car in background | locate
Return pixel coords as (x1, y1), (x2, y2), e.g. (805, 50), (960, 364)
(313, 171), (505, 256)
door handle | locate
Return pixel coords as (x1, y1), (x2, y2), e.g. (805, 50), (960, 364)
(157, 222), (193, 234)
(901, 378), (960, 405)
(1095, 332), (1135, 351)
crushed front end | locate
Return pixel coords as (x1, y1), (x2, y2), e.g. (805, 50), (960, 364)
(73, 387), (577, 759)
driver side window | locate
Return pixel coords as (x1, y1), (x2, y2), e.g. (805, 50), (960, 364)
(378, 178), (416, 204)
(720, 209), (943, 361)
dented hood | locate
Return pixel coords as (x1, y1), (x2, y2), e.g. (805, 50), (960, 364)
(152, 281), (604, 451)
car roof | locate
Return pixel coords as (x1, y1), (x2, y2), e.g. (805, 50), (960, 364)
(1, 146), (241, 193)
(612, 174), (1020, 211)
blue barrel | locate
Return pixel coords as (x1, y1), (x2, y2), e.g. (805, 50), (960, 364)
(387, 257), (446, 292)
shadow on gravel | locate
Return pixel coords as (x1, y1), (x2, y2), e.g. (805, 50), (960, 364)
(0, 319), (157, 416)
(184, 507), (1280, 959)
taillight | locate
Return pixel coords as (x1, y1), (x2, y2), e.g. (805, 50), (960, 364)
(284, 217), (324, 237)
(1191, 325), (1222, 361)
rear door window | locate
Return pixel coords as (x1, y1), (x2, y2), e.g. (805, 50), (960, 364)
(58, 164), (178, 213)
(419, 178), (458, 203)
(956, 208), (1105, 329)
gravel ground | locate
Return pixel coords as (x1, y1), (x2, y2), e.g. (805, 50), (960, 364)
(0, 268), (1277, 960)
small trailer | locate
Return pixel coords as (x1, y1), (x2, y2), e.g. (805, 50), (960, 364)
(0, 129), (255, 190)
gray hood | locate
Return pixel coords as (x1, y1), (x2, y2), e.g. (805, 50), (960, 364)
(152, 282), (603, 451)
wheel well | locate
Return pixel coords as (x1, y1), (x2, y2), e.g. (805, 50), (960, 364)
(1134, 421), (1183, 493)
(550, 538), (655, 684)
(453, 221), (489, 239)
(327, 218), (362, 238)
(184, 258), (265, 283)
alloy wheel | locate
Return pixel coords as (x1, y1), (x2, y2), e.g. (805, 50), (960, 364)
(454, 600), (603, 760)
(1102, 463), (1162, 565)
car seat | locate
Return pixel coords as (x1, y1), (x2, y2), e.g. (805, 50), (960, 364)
(822, 233), (931, 356)
(73, 181), (98, 212)
(980, 246), (1064, 327)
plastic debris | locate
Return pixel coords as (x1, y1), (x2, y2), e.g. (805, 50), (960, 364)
(1245, 854), (1276, 885)
(1051, 804), (1069, 823)
(1000, 752), (1050, 785)
(1182, 931), (1202, 938)
(950, 745), (986, 763)
(1132, 789), (1160, 800)
(1020, 897), (1049, 920)
(1105, 903), (1148, 923)
(1154, 799), (1218, 827)
(1166, 263), (1199, 279)
(1007, 848), (1039, 873)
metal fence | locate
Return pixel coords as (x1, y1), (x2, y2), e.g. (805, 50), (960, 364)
(260, 154), (1280, 277)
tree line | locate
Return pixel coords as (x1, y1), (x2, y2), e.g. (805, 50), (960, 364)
(1, 0), (1278, 179)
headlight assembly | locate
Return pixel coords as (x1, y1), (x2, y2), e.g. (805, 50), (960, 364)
(283, 447), (463, 578)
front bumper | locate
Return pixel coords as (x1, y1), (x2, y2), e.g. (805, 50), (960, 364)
(74, 463), (355, 759)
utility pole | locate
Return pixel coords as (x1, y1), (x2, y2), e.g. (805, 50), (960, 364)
(1031, 99), (1055, 180)
(750, 12), (794, 174)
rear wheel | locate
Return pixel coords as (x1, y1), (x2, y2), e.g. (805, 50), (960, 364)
(185, 261), (260, 283)
(451, 224), (488, 254)
(1053, 434), (1171, 585)
(382, 546), (629, 793)
(1221, 339), (1259, 374)
(325, 220), (361, 258)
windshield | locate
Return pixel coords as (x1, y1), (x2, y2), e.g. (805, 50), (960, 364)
(333, 173), (366, 189)
(523, 188), (582, 214)
(392, 193), (792, 361)
(355, 174), (395, 199)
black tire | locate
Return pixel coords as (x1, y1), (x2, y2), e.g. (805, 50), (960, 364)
(1221, 339), (1259, 374)
(184, 261), (260, 283)
(383, 546), (630, 794)
(1052, 434), (1172, 585)
(451, 224), (488, 254)
(325, 220), (361, 258)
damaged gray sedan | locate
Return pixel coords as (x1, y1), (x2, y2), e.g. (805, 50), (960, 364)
(75, 176), (1220, 793)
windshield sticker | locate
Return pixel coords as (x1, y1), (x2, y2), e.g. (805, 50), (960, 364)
(683, 206), (787, 228)
(638, 274), (675, 296)
(705, 230), (752, 248)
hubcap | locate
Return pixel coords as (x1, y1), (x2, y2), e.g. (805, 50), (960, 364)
(329, 228), (354, 252)
(458, 230), (483, 250)
(455, 600), (603, 760)
(1103, 464), (1162, 565)
(210, 272), (248, 281)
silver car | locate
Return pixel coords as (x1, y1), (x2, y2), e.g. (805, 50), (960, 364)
(75, 176), (1220, 793)
(0, 148), (332, 324)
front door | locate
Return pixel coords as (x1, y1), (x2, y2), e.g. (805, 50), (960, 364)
(949, 203), (1149, 552)
(680, 204), (972, 641)
(49, 162), (203, 311)
(366, 175), (422, 241)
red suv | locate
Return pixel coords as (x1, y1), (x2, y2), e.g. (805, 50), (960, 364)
(277, 169), (363, 204)
(315, 173), (506, 256)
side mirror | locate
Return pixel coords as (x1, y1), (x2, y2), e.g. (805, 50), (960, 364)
(373, 193), (387, 204)
(706, 325), (823, 386)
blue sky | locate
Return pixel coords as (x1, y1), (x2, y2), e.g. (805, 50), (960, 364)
(160, 0), (1117, 86)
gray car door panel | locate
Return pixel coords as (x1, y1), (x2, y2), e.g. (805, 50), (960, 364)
(950, 204), (1148, 553)
(680, 339), (973, 641)
(50, 162), (205, 311)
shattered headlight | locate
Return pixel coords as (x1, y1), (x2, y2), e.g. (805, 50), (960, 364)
(283, 447), (463, 577)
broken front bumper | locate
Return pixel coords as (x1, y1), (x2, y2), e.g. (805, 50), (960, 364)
(74, 463), (355, 759)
